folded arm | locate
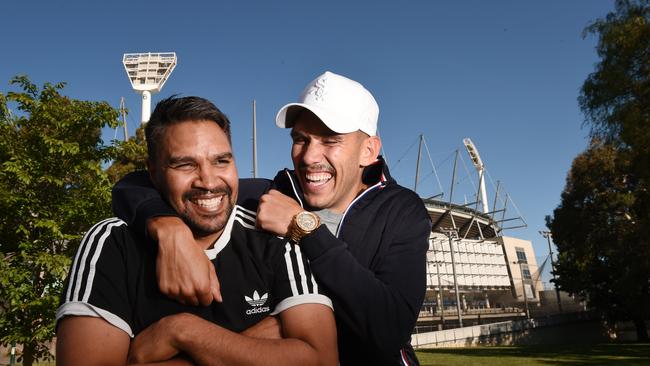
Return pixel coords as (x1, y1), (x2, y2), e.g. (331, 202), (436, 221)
(129, 304), (337, 366)
(56, 316), (192, 366)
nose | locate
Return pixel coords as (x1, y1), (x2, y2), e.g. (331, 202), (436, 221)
(195, 164), (220, 191)
(300, 141), (324, 166)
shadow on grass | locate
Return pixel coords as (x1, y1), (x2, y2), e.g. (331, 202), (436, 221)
(417, 343), (650, 366)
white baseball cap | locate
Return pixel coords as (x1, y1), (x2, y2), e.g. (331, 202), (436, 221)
(275, 71), (379, 136)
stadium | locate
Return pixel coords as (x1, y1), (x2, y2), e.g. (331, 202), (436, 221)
(410, 137), (554, 331)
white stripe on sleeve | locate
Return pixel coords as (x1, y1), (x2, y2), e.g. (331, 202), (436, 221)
(82, 220), (126, 302)
(294, 245), (310, 294)
(283, 242), (300, 296)
(68, 218), (123, 302)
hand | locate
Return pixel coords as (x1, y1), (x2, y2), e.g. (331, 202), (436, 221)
(128, 314), (187, 364)
(256, 189), (303, 237)
(148, 216), (222, 305)
(241, 316), (283, 339)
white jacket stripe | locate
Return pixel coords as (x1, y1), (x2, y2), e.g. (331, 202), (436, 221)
(294, 245), (310, 294)
(67, 218), (119, 301)
(283, 242), (300, 296)
(82, 220), (126, 302)
(67, 218), (125, 302)
(65, 218), (110, 301)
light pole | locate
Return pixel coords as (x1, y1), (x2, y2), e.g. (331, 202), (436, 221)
(539, 230), (562, 313)
(122, 52), (177, 123)
(434, 259), (445, 329)
(514, 260), (530, 319)
(441, 228), (463, 328)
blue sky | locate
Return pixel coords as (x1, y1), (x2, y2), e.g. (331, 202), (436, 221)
(2, 0), (614, 286)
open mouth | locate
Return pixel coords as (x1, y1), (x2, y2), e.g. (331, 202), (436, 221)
(305, 172), (333, 187)
(189, 194), (226, 213)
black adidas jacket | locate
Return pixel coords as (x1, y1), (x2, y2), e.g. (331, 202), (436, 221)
(112, 157), (431, 366)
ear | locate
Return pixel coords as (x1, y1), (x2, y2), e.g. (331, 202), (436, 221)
(359, 135), (382, 167)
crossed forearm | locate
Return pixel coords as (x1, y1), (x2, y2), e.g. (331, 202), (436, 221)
(130, 312), (336, 366)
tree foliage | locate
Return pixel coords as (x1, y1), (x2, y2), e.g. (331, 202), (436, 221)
(549, 0), (650, 341)
(0, 76), (118, 364)
(548, 142), (648, 339)
(106, 123), (148, 183)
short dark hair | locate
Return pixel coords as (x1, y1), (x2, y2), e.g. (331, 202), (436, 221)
(145, 95), (231, 163)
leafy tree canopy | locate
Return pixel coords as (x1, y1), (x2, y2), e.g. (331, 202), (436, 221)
(0, 76), (118, 365)
(106, 123), (147, 184)
(550, 0), (650, 341)
(549, 142), (648, 337)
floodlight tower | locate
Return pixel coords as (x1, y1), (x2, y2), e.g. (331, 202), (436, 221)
(122, 52), (177, 123)
(462, 138), (489, 213)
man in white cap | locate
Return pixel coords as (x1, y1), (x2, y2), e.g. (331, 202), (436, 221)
(113, 71), (432, 365)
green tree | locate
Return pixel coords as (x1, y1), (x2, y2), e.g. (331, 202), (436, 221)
(549, 0), (650, 341)
(548, 142), (648, 340)
(106, 124), (148, 183)
(0, 76), (118, 365)
(580, 0), (650, 234)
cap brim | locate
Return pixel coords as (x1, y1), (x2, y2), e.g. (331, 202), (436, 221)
(275, 103), (358, 134)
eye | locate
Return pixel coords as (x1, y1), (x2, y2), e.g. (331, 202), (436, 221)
(292, 136), (307, 145)
(215, 159), (231, 166)
(212, 155), (233, 166)
(170, 162), (195, 170)
(322, 138), (341, 145)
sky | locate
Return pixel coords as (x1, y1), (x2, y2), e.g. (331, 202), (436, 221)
(2, 0), (615, 286)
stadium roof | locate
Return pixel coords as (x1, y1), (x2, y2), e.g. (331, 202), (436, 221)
(423, 199), (499, 239)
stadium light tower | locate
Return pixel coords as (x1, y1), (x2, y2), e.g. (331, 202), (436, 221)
(462, 138), (489, 213)
(122, 52), (177, 123)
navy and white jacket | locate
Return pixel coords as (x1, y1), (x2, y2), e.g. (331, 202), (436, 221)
(112, 157), (431, 366)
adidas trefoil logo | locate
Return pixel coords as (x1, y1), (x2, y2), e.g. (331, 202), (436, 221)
(244, 290), (271, 315)
(245, 290), (268, 307)
(245, 290), (270, 315)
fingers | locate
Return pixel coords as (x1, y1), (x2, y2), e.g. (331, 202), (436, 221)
(155, 225), (218, 306)
(157, 262), (212, 307)
(160, 279), (201, 306)
(194, 267), (218, 306)
(209, 265), (223, 303)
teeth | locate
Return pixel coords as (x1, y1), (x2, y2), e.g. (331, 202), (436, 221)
(306, 173), (332, 182)
(196, 196), (223, 209)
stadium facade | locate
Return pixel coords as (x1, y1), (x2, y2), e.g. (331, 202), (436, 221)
(420, 198), (543, 319)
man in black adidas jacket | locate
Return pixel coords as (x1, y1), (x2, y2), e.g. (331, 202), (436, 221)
(113, 71), (432, 365)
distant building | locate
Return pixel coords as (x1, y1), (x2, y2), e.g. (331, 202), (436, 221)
(498, 236), (544, 304)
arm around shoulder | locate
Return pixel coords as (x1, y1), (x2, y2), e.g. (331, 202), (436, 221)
(112, 170), (177, 237)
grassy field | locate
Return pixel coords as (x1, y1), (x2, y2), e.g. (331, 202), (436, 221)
(8, 343), (650, 365)
(416, 343), (650, 366)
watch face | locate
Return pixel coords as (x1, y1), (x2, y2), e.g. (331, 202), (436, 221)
(296, 212), (319, 231)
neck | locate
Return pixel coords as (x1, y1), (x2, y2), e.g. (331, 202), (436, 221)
(329, 183), (369, 214)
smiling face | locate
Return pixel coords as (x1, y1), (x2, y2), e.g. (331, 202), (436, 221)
(148, 120), (238, 246)
(290, 110), (381, 213)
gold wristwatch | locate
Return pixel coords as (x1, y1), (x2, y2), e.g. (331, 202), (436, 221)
(288, 211), (321, 243)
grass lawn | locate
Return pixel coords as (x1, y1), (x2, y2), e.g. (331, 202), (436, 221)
(12, 343), (650, 365)
(416, 343), (650, 366)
